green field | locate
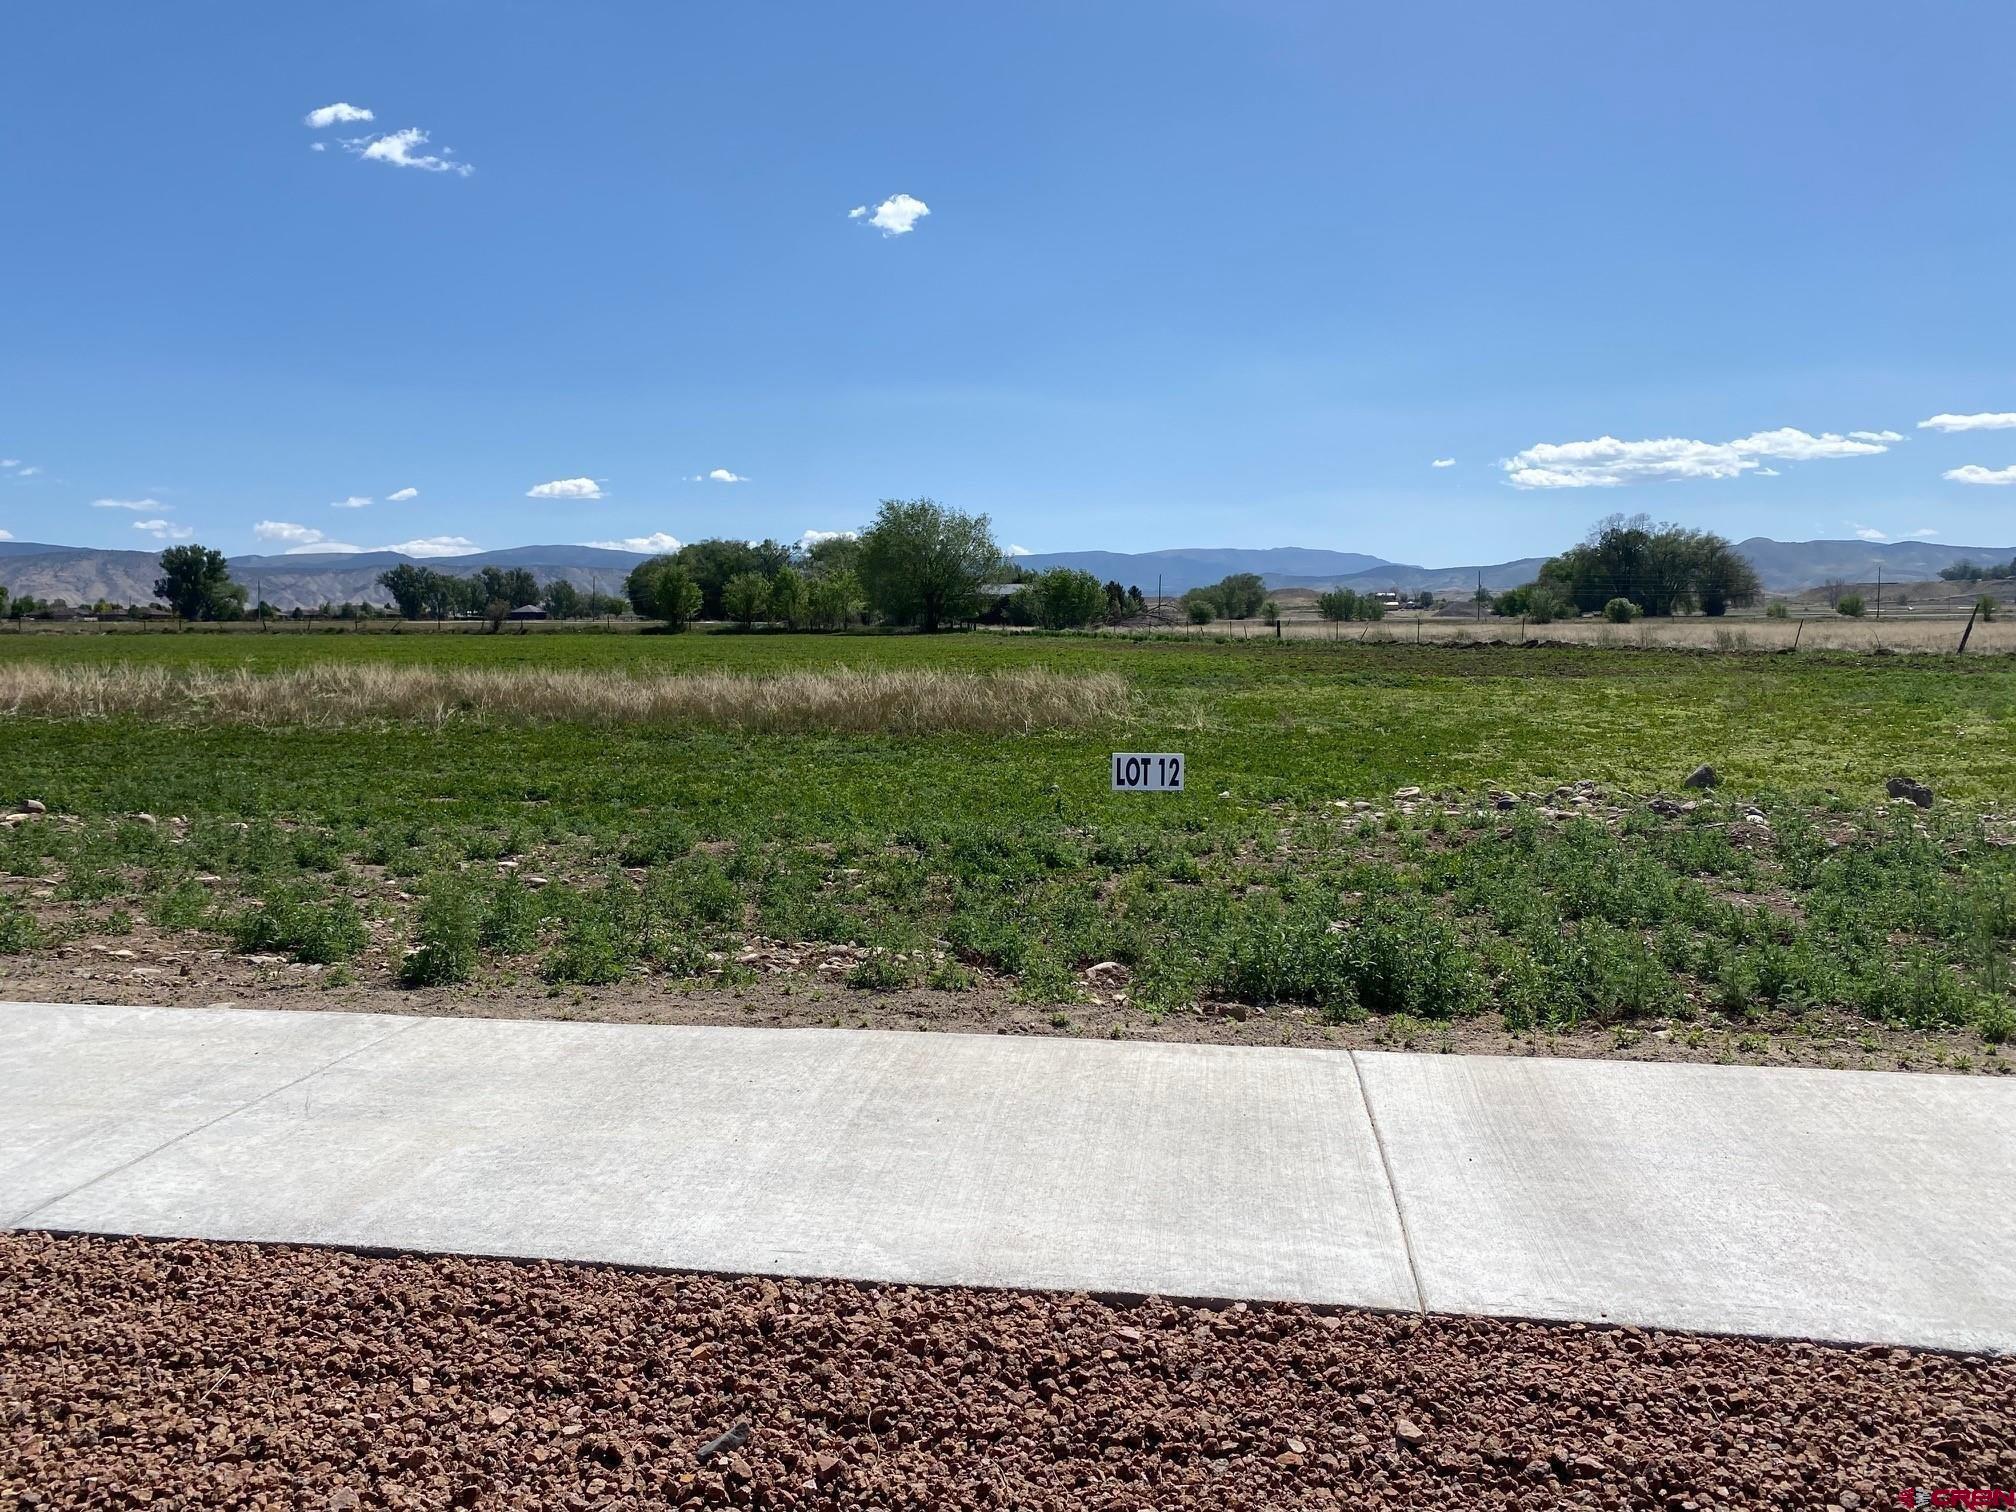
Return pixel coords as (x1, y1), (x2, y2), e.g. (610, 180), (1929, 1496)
(1, 631), (2012, 1048)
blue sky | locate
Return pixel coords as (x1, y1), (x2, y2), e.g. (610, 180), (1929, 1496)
(3, 0), (2014, 565)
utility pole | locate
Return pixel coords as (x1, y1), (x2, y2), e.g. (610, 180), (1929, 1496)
(1476, 571), (1483, 621)
(1875, 566), (1882, 621)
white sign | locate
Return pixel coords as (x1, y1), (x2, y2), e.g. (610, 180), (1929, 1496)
(1112, 752), (1185, 792)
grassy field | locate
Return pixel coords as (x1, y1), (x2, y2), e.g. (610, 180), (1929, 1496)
(1, 630), (2012, 1061)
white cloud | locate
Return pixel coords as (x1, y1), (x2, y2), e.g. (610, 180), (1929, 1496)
(305, 102), (374, 128)
(1852, 526), (1889, 542)
(310, 142), (327, 153)
(1904, 528), (1941, 538)
(1502, 427), (1891, 489)
(583, 532), (683, 553)
(0, 530), (13, 541)
(1945, 464), (2016, 486)
(91, 497), (163, 511)
(1004, 543), (1033, 557)
(384, 536), (479, 557)
(132, 519), (193, 541)
(854, 193), (930, 237)
(254, 520), (329, 545)
(387, 486), (419, 502)
(1851, 523), (1940, 540)
(798, 528), (858, 548)
(0, 460), (17, 469)
(330, 495), (372, 510)
(346, 127), (473, 178)
(1430, 457), (1456, 468)
(1848, 430), (1903, 442)
(701, 468), (747, 484)
(15, 466), (40, 477)
(527, 477), (605, 500)
(1918, 412), (2016, 433)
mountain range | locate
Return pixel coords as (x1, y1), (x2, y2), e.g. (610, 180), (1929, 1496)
(0, 536), (2008, 612)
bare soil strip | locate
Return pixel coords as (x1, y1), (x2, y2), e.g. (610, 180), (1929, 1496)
(3, 1233), (2010, 1510)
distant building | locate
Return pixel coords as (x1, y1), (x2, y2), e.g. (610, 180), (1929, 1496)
(506, 604), (549, 621)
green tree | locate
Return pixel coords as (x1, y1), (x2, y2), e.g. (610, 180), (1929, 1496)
(541, 579), (584, 619)
(806, 570), (863, 630)
(722, 570), (771, 628)
(1026, 568), (1106, 629)
(802, 533), (863, 578)
(1836, 594), (1866, 618)
(478, 566), (541, 607)
(856, 498), (1001, 632)
(377, 564), (430, 619)
(1603, 597), (1641, 623)
(673, 538), (792, 618)
(1186, 599), (1215, 626)
(420, 569), (468, 624)
(1693, 536), (1762, 616)
(153, 545), (244, 622)
(625, 557), (703, 628)
(1209, 572), (1267, 619)
(769, 565), (806, 629)
(1317, 588), (1359, 622)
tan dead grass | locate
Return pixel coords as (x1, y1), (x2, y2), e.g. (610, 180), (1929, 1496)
(0, 663), (1127, 734)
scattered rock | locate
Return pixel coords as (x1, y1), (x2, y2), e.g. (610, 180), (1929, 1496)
(1681, 765), (1718, 790)
(1392, 786), (1422, 800)
(696, 1421), (750, 1463)
(1885, 776), (1933, 808)
(18, 798), (47, 814)
(1393, 1416), (1426, 1445)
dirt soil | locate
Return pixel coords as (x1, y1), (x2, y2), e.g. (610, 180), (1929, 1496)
(1, 939), (2006, 1076)
(5, 1232), (2011, 1511)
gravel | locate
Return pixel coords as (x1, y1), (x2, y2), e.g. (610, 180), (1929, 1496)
(4, 1232), (2011, 1510)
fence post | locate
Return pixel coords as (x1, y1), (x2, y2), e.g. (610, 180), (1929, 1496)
(1959, 603), (1980, 654)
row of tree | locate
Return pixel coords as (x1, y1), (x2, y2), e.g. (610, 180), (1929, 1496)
(1939, 558), (2016, 583)
(375, 563), (625, 623)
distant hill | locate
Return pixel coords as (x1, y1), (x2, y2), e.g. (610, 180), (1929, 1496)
(4, 535), (2012, 612)
(1731, 538), (2016, 591)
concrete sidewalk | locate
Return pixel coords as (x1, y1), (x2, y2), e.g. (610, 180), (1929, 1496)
(3, 1001), (2011, 1352)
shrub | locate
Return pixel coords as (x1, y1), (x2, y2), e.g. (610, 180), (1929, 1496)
(1602, 597), (1641, 623)
(0, 898), (44, 954)
(1976, 594), (1999, 624)
(542, 915), (631, 984)
(1836, 594), (1866, 618)
(229, 888), (368, 964)
(1765, 601), (1790, 619)
(401, 885), (478, 987)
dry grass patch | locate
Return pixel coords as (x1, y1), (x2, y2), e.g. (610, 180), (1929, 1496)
(0, 662), (1126, 734)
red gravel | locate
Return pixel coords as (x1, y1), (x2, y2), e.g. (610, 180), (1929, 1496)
(3, 1233), (2011, 1511)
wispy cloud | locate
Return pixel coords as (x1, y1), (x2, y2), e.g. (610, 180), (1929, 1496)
(583, 532), (683, 553)
(1502, 427), (1892, 489)
(850, 193), (930, 237)
(386, 486), (418, 503)
(344, 127), (473, 177)
(92, 497), (163, 511)
(527, 477), (605, 500)
(1004, 543), (1033, 557)
(1430, 457), (1456, 469)
(1853, 526), (1888, 542)
(14, 466), (41, 478)
(1850, 523), (1940, 541)
(1848, 430), (1903, 443)
(132, 519), (193, 541)
(330, 495), (372, 510)
(1945, 464), (2016, 486)
(694, 469), (747, 484)
(1918, 412), (2016, 433)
